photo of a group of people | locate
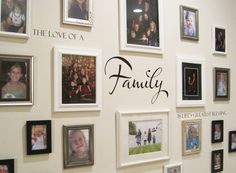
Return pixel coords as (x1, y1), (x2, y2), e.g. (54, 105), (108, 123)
(128, 119), (162, 155)
(126, 0), (159, 47)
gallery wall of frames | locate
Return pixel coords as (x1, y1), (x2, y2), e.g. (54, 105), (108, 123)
(0, 0), (235, 173)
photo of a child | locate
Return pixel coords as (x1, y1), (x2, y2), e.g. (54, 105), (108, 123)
(0, 165), (9, 173)
(186, 125), (199, 150)
(31, 125), (47, 151)
(0, 159), (14, 173)
(212, 120), (223, 143)
(211, 150), (223, 172)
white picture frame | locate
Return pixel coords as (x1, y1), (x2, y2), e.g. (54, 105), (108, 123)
(0, 0), (30, 38)
(119, 0), (164, 54)
(164, 162), (183, 173)
(176, 56), (206, 107)
(62, 0), (93, 27)
(212, 25), (227, 55)
(116, 109), (170, 168)
(54, 46), (102, 112)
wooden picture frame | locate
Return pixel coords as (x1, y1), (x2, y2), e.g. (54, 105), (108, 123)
(26, 120), (52, 155)
(0, 54), (33, 106)
(54, 46), (102, 112)
(63, 124), (94, 168)
(228, 131), (236, 152)
(212, 25), (227, 55)
(0, 159), (14, 173)
(211, 120), (223, 143)
(0, 0), (30, 38)
(211, 149), (223, 173)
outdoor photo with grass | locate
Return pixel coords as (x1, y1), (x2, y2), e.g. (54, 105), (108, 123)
(128, 119), (162, 155)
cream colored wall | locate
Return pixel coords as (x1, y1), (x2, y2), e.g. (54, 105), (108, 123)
(0, 0), (236, 173)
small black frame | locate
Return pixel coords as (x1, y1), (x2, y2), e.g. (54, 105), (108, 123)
(0, 159), (14, 173)
(211, 149), (223, 173)
(211, 120), (224, 143)
(228, 131), (236, 152)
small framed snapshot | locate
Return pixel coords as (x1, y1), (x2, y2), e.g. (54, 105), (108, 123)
(119, 0), (164, 54)
(211, 120), (223, 143)
(212, 26), (226, 55)
(0, 159), (14, 173)
(180, 5), (199, 40)
(182, 119), (201, 156)
(214, 67), (230, 101)
(116, 109), (170, 168)
(62, 0), (93, 27)
(63, 124), (94, 168)
(0, 54), (33, 106)
(176, 56), (206, 107)
(211, 149), (223, 173)
(26, 120), (52, 155)
(228, 131), (236, 152)
(164, 162), (182, 173)
(54, 46), (102, 112)
(0, 0), (30, 38)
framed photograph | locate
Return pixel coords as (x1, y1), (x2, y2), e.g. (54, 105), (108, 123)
(119, 0), (163, 54)
(116, 109), (170, 168)
(164, 162), (182, 173)
(0, 159), (14, 173)
(54, 46), (102, 112)
(26, 120), (52, 155)
(211, 120), (223, 143)
(211, 149), (223, 173)
(214, 67), (230, 101)
(180, 5), (199, 40)
(62, 0), (93, 27)
(63, 124), (94, 168)
(182, 119), (201, 156)
(212, 26), (227, 55)
(228, 131), (236, 152)
(0, 0), (30, 38)
(176, 56), (206, 107)
(0, 54), (33, 106)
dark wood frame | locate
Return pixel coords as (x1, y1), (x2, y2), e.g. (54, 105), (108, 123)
(211, 120), (224, 143)
(0, 159), (14, 173)
(211, 149), (223, 173)
(228, 131), (236, 152)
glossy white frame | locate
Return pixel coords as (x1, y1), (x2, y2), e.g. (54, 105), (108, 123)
(164, 162), (183, 173)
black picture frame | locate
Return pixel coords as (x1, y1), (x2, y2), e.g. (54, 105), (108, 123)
(211, 149), (223, 173)
(0, 159), (14, 173)
(211, 120), (224, 143)
(182, 62), (202, 100)
(26, 120), (52, 155)
(228, 131), (236, 152)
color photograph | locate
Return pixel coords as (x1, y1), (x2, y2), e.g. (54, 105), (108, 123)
(211, 120), (223, 143)
(213, 26), (226, 54)
(229, 131), (236, 152)
(164, 163), (182, 173)
(0, 159), (14, 173)
(211, 149), (223, 173)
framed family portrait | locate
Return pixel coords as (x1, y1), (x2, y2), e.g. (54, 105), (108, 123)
(26, 120), (52, 155)
(228, 131), (236, 152)
(116, 109), (170, 168)
(164, 162), (182, 173)
(0, 54), (33, 106)
(0, 159), (14, 173)
(180, 5), (199, 40)
(54, 46), (102, 112)
(212, 26), (227, 55)
(119, 0), (163, 54)
(182, 119), (201, 156)
(63, 124), (94, 168)
(62, 0), (93, 27)
(0, 0), (30, 38)
(211, 120), (223, 143)
(176, 56), (206, 107)
(211, 149), (223, 173)
(214, 67), (230, 101)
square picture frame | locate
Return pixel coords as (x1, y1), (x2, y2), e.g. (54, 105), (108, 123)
(176, 56), (206, 107)
(182, 119), (201, 156)
(180, 5), (199, 40)
(0, 159), (14, 173)
(164, 162), (182, 173)
(214, 67), (230, 101)
(119, 0), (163, 54)
(116, 109), (170, 168)
(212, 25), (227, 55)
(211, 120), (223, 143)
(26, 120), (52, 155)
(63, 124), (94, 168)
(0, 0), (30, 38)
(0, 54), (33, 106)
(54, 46), (102, 112)
(211, 149), (223, 173)
(62, 0), (93, 27)
(228, 131), (236, 152)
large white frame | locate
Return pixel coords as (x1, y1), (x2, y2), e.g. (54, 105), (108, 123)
(212, 25), (227, 55)
(176, 56), (206, 107)
(54, 46), (102, 112)
(164, 162), (183, 173)
(116, 109), (170, 168)
(119, 0), (164, 54)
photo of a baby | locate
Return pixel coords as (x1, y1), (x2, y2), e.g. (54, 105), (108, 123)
(31, 125), (47, 151)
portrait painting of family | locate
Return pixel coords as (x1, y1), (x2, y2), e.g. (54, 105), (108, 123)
(128, 119), (162, 155)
